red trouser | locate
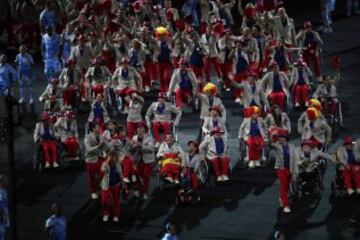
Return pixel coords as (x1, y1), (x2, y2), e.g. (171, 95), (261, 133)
(152, 121), (171, 143)
(321, 99), (337, 115)
(211, 157), (230, 177)
(268, 91), (286, 111)
(220, 60), (233, 89)
(294, 84), (309, 104)
(160, 163), (181, 180)
(185, 168), (199, 191)
(62, 86), (76, 107)
(122, 156), (136, 179)
(189, 64), (204, 79)
(126, 121), (141, 140)
(138, 161), (153, 194)
(144, 60), (156, 86)
(204, 57), (222, 82)
(42, 140), (58, 164)
(307, 136), (322, 150)
(276, 168), (292, 207)
(175, 88), (192, 108)
(246, 136), (264, 161)
(101, 184), (121, 217)
(85, 159), (104, 194)
(63, 137), (78, 158)
(341, 165), (360, 190)
(234, 73), (247, 98)
(157, 62), (172, 92)
(303, 51), (321, 78)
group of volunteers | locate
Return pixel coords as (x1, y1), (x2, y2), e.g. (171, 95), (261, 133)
(0, 0), (359, 224)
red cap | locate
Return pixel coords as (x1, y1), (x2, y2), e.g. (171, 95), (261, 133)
(301, 139), (313, 147)
(92, 58), (102, 65)
(244, 5), (257, 18)
(41, 112), (51, 121)
(158, 92), (167, 99)
(132, 0), (142, 13)
(209, 105), (222, 117)
(343, 136), (354, 146)
(65, 110), (76, 119)
(303, 21), (312, 29)
(120, 57), (130, 64)
(50, 77), (59, 85)
(270, 61), (279, 68)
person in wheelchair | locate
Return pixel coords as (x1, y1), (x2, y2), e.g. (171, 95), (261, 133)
(202, 106), (228, 139)
(157, 134), (185, 184)
(43, 93), (63, 116)
(336, 136), (360, 195)
(199, 127), (230, 182)
(270, 130), (297, 213)
(261, 61), (290, 111)
(290, 58), (312, 107)
(313, 73), (340, 119)
(130, 124), (155, 200)
(34, 112), (59, 168)
(197, 82), (227, 125)
(297, 98), (325, 133)
(84, 57), (112, 102)
(300, 107), (331, 150)
(265, 104), (291, 138)
(239, 106), (268, 168)
(182, 141), (201, 192)
(111, 57), (143, 113)
(230, 71), (270, 110)
(167, 58), (198, 109)
(54, 110), (79, 159)
(145, 93), (182, 146)
(59, 59), (81, 108)
(87, 93), (110, 133)
(295, 140), (335, 195)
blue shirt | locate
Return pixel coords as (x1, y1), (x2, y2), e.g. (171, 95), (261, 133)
(15, 53), (33, 76)
(0, 64), (18, 94)
(162, 233), (178, 240)
(215, 138), (225, 155)
(94, 102), (104, 121)
(182, 0), (199, 27)
(0, 188), (9, 228)
(272, 74), (282, 92)
(250, 120), (261, 136)
(158, 41), (171, 63)
(157, 104), (166, 114)
(109, 164), (121, 187)
(213, 120), (218, 127)
(122, 69), (129, 79)
(179, 71), (192, 91)
(189, 43), (204, 67)
(347, 149), (356, 164)
(297, 69), (305, 85)
(42, 33), (60, 60)
(236, 52), (248, 73)
(283, 145), (290, 169)
(130, 51), (139, 68)
(45, 215), (66, 240)
(42, 126), (54, 140)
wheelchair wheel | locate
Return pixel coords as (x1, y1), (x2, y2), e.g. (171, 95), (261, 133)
(239, 139), (247, 168)
(198, 160), (209, 185)
(337, 101), (343, 128)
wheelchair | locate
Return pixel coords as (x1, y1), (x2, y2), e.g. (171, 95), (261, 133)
(291, 162), (325, 198)
(330, 163), (347, 198)
(33, 140), (60, 173)
(201, 158), (232, 187)
(266, 93), (293, 113)
(321, 97), (343, 129)
(239, 138), (268, 168)
(175, 173), (201, 206)
(169, 91), (199, 114)
(58, 137), (83, 167)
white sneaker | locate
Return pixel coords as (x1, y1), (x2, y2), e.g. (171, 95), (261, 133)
(305, 101), (309, 107)
(248, 161), (255, 168)
(356, 189), (360, 194)
(145, 86), (150, 92)
(53, 162), (59, 168)
(222, 175), (229, 181)
(45, 162), (51, 168)
(235, 97), (241, 103)
(18, 98), (24, 104)
(217, 176), (223, 182)
(226, 88), (231, 92)
(113, 217), (119, 222)
(166, 177), (174, 183)
(123, 177), (130, 183)
(174, 179), (180, 184)
(283, 206), (291, 213)
(143, 194), (148, 200)
(131, 175), (137, 182)
(295, 102), (300, 107)
(134, 191), (140, 198)
(254, 160), (261, 167)
(29, 98), (34, 105)
(103, 215), (109, 222)
(91, 193), (98, 199)
(348, 189), (355, 196)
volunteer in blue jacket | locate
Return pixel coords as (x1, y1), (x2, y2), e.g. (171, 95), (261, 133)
(0, 54), (17, 97)
(15, 45), (35, 104)
(42, 26), (62, 82)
